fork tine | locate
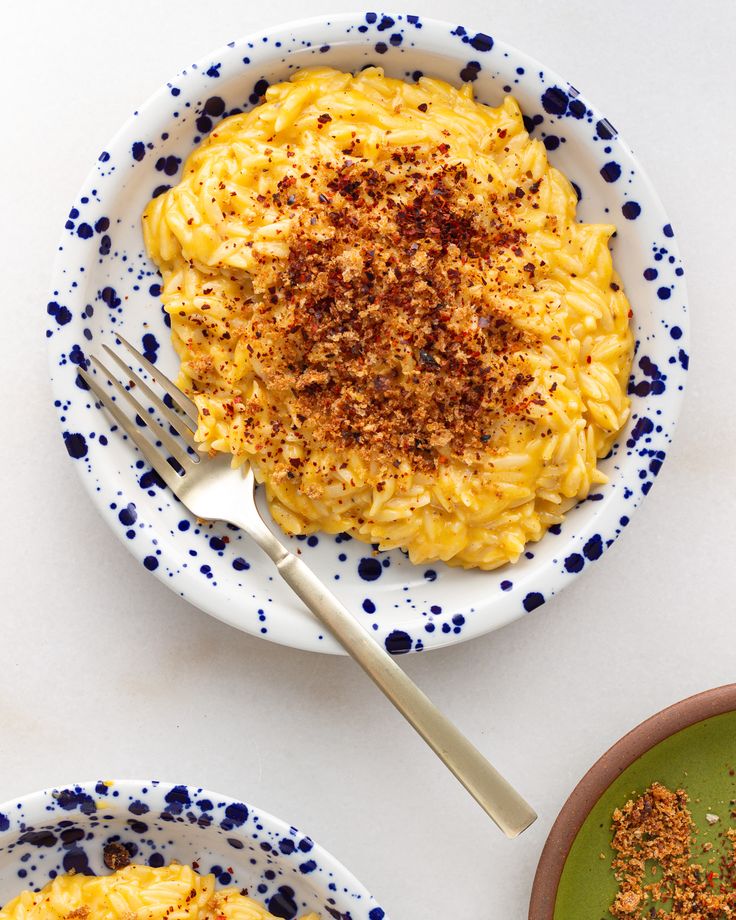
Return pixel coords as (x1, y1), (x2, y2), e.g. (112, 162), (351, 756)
(101, 344), (198, 450)
(78, 366), (183, 494)
(89, 355), (193, 470)
(116, 333), (199, 423)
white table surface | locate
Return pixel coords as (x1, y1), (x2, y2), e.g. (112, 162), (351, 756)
(2, 1), (735, 916)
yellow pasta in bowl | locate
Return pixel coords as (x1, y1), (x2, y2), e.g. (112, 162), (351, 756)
(0, 862), (319, 920)
(143, 65), (633, 570)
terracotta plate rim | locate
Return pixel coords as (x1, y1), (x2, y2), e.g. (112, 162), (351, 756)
(528, 683), (736, 919)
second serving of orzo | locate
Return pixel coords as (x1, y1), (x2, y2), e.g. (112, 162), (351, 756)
(143, 66), (633, 569)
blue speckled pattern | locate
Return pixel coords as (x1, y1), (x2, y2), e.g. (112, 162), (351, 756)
(0, 781), (386, 919)
(47, 13), (689, 655)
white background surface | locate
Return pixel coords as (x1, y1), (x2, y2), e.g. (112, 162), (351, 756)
(2, 1), (735, 917)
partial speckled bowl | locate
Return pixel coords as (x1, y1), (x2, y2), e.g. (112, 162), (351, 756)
(529, 685), (736, 920)
(0, 780), (386, 919)
(47, 12), (689, 654)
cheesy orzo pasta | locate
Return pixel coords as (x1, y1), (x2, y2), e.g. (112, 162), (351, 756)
(143, 66), (633, 569)
(0, 862), (319, 919)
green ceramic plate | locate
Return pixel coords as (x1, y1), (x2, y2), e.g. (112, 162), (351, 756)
(557, 710), (736, 917)
(530, 686), (736, 920)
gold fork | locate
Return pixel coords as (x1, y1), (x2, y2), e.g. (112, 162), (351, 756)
(79, 335), (537, 838)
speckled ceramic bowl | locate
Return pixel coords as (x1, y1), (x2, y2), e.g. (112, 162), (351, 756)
(47, 13), (689, 654)
(0, 780), (386, 919)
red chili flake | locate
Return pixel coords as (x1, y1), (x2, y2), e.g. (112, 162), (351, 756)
(586, 355), (592, 364)
(498, 129), (507, 139)
(417, 103), (428, 112)
(317, 113), (332, 124)
(610, 281), (620, 291)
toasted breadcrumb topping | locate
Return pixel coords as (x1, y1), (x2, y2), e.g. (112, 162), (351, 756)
(610, 782), (736, 918)
(244, 147), (542, 472)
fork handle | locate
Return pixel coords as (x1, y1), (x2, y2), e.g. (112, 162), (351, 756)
(273, 550), (537, 838)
